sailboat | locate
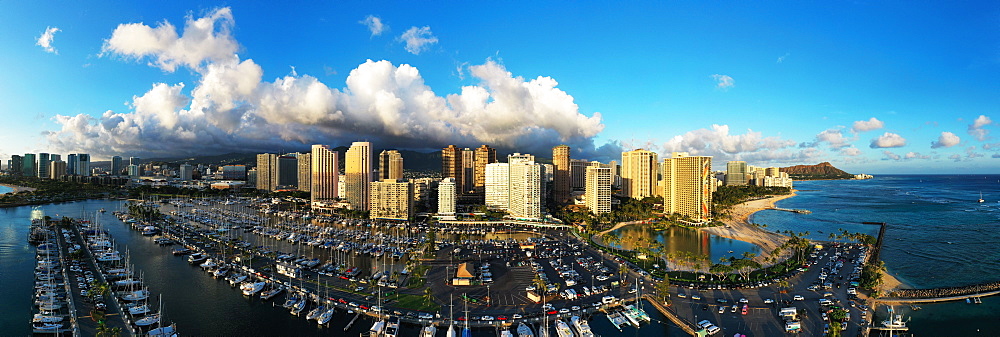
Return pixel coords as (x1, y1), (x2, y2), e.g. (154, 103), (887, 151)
(979, 192), (985, 203)
(446, 294), (457, 337)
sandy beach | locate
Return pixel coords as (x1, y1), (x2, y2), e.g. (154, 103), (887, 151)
(0, 183), (36, 193)
(701, 191), (799, 264)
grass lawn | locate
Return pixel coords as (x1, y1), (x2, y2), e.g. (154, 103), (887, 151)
(390, 293), (441, 312)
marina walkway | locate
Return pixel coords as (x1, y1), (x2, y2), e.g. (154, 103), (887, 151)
(641, 294), (698, 336)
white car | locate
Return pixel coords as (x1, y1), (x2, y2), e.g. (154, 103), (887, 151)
(763, 298), (774, 304)
(677, 293), (687, 298)
(793, 295), (805, 301)
(718, 306), (726, 314)
(739, 298), (748, 303)
(691, 294), (702, 300)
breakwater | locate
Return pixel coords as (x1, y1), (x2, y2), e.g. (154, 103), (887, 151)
(881, 281), (1000, 303)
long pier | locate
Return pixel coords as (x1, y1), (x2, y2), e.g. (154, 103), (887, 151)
(641, 294), (698, 336)
(768, 207), (812, 214)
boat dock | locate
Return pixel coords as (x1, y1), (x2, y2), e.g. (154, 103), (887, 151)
(640, 294), (698, 336)
(62, 219), (135, 337)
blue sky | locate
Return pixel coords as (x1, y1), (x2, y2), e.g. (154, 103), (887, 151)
(1, 1), (997, 173)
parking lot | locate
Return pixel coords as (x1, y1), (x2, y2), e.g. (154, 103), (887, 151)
(671, 243), (872, 336)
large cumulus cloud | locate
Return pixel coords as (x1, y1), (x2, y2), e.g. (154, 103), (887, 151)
(47, 8), (607, 159)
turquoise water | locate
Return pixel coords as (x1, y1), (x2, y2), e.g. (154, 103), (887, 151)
(752, 175), (1000, 335)
(0, 185), (13, 194)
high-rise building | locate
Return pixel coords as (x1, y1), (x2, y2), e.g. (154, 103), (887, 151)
(609, 160), (621, 188)
(111, 156), (123, 176)
(585, 166), (612, 214)
(66, 154), (77, 175)
(222, 165), (247, 180)
(22, 153), (36, 177)
(276, 154), (298, 188)
(621, 149), (658, 199)
(10, 155), (23, 176)
(569, 159), (589, 191)
(725, 161), (748, 186)
(297, 152), (312, 192)
(256, 153), (278, 191)
(37, 153), (50, 179)
(553, 145), (571, 203)
(129, 157), (141, 167)
(473, 145), (496, 194)
(484, 163), (509, 209)
(438, 177), (456, 215)
(345, 141), (373, 211)
(369, 179), (413, 220)
(50, 161), (67, 180)
(77, 154), (91, 176)
(661, 152), (713, 222)
(461, 148), (474, 193)
(379, 150), (404, 181)
(311, 145), (340, 204)
(411, 178), (439, 211)
(508, 153), (545, 220)
(247, 168), (257, 186)
(179, 164), (194, 180)
(441, 145), (463, 194)
(127, 164), (140, 177)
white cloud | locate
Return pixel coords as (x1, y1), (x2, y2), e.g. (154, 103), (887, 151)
(661, 124), (809, 165)
(711, 74), (734, 90)
(949, 154), (962, 162)
(399, 26), (438, 55)
(47, 8), (608, 160)
(840, 147), (861, 156)
(869, 132), (907, 148)
(776, 53), (789, 63)
(930, 131), (961, 149)
(101, 7), (239, 72)
(803, 128), (852, 149)
(968, 115), (993, 141)
(852, 117), (884, 133)
(360, 15), (387, 36)
(36, 26), (60, 54)
(904, 152), (929, 160)
(882, 151), (901, 161)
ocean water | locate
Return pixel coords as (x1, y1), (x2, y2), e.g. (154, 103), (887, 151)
(752, 174), (1000, 335)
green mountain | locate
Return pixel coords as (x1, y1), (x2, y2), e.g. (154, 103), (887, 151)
(780, 162), (853, 180)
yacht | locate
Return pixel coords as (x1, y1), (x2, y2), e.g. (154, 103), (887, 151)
(316, 307), (335, 325)
(260, 286), (285, 300)
(306, 305), (327, 321)
(500, 328), (514, 337)
(122, 289), (151, 302)
(127, 303), (152, 316)
(282, 294), (301, 309)
(96, 250), (122, 262)
(555, 319), (575, 337)
(187, 252), (207, 264)
(228, 273), (247, 286)
(240, 281), (266, 296)
(146, 324), (178, 337)
(199, 258), (218, 270)
(291, 298), (307, 316)
(446, 323), (457, 337)
(421, 325), (438, 337)
(31, 322), (65, 334)
(881, 306), (908, 330)
(384, 316), (401, 337)
(368, 320), (386, 337)
(570, 316), (595, 337)
(134, 313), (160, 327)
(516, 323), (534, 337)
(31, 313), (64, 324)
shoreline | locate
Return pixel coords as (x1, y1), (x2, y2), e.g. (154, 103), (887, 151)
(0, 183), (37, 193)
(701, 191), (799, 260)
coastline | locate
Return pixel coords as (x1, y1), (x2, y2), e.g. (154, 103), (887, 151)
(0, 183), (36, 193)
(701, 191), (798, 260)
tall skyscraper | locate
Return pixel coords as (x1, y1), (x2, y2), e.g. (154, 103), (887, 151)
(311, 145), (339, 204)
(379, 150), (404, 181)
(662, 152), (713, 222)
(553, 145), (571, 203)
(297, 152), (312, 192)
(508, 153), (545, 220)
(461, 148), (474, 193)
(10, 155), (23, 176)
(369, 179), (413, 220)
(345, 141), (373, 211)
(473, 145), (496, 194)
(276, 154), (298, 188)
(129, 157), (141, 167)
(585, 166), (612, 214)
(570, 159), (593, 190)
(438, 177), (456, 215)
(111, 156), (123, 176)
(621, 149), (658, 199)
(37, 153), (50, 179)
(77, 154), (91, 176)
(127, 164), (140, 177)
(22, 153), (36, 177)
(256, 153), (278, 191)
(484, 163), (509, 209)
(66, 154), (78, 175)
(725, 161), (748, 186)
(50, 161), (67, 180)
(179, 163), (194, 180)
(441, 145), (463, 194)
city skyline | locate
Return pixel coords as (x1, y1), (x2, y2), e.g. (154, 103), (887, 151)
(2, 2), (998, 174)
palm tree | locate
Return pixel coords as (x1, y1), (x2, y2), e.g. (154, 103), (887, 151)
(95, 321), (122, 337)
